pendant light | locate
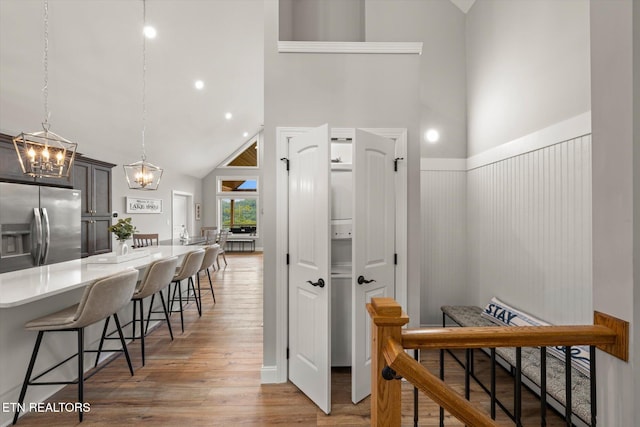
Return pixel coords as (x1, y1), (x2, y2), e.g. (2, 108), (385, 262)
(124, 0), (163, 190)
(13, 0), (78, 179)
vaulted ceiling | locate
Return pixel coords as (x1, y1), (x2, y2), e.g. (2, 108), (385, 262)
(0, 0), (264, 179)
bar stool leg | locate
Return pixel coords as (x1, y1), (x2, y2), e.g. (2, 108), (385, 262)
(144, 293), (156, 336)
(206, 269), (215, 303)
(192, 276), (202, 316)
(132, 301), (137, 342)
(139, 299), (145, 366)
(159, 290), (174, 340)
(13, 331), (44, 425)
(176, 281), (184, 333)
(77, 328), (84, 423)
(94, 316), (111, 368)
(113, 314), (134, 376)
(144, 290), (174, 341)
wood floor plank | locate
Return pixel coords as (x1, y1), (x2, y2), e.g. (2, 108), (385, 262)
(13, 253), (568, 426)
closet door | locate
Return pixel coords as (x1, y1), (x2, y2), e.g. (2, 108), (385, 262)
(352, 129), (396, 404)
(288, 124), (332, 414)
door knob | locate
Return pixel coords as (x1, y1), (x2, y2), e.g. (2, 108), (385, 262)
(357, 275), (376, 285)
(306, 278), (325, 288)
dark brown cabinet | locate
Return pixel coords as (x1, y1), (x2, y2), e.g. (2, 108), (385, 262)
(73, 157), (115, 257)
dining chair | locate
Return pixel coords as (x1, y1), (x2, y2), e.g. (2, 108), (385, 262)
(133, 233), (159, 248)
(216, 230), (229, 269)
(204, 229), (218, 246)
(200, 226), (218, 237)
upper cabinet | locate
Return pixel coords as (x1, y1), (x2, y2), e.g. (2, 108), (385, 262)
(73, 158), (114, 217)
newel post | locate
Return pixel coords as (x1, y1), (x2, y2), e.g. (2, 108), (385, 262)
(367, 297), (409, 427)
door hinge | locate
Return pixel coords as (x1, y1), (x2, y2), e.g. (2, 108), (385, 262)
(280, 157), (290, 171)
(286, 253), (289, 265)
(394, 157), (404, 172)
(394, 253), (398, 265)
(286, 347), (289, 359)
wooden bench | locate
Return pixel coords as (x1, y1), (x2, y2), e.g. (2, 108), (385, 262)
(441, 305), (592, 426)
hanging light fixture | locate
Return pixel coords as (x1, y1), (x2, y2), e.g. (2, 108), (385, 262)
(124, 0), (163, 190)
(13, 0), (78, 179)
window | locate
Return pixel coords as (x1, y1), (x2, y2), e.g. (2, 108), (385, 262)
(223, 140), (258, 168)
(217, 176), (259, 236)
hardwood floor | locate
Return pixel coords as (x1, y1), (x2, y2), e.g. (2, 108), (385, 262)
(14, 253), (567, 426)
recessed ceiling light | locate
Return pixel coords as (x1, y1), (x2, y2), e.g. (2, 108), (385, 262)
(243, 132), (249, 138)
(425, 129), (440, 143)
(225, 112), (233, 120)
(143, 26), (157, 39)
(194, 80), (204, 90)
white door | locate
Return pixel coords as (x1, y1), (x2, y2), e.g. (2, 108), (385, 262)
(288, 124), (332, 414)
(172, 193), (190, 239)
(351, 129), (396, 403)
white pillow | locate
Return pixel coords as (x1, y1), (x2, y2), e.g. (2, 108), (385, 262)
(481, 297), (590, 376)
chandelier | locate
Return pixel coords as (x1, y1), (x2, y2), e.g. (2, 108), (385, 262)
(13, 0), (77, 179)
(124, 0), (163, 190)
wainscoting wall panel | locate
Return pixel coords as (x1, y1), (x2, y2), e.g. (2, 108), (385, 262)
(467, 135), (592, 324)
(420, 170), (468, 325)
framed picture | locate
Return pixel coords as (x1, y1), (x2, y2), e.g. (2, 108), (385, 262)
(126, 197), (163, 214)
(195, 203), (201, 220)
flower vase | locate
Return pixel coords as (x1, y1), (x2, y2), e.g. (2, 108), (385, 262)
(117, 240), (129, 256)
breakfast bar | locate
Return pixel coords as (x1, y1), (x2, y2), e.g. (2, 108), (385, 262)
(0, 246), (197, 427)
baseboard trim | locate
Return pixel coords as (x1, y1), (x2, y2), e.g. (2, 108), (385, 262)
(261, 365), (281, 384)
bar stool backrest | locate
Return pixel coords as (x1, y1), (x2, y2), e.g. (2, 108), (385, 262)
(173, 249), (205, 281)
(73, 268), (139, 329)
(200, 246), (220, 271)
(135, 256), (179, 300)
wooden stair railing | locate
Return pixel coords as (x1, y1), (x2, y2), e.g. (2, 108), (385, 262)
(383, 336), (499, 427)
(367, 297), (629, 427)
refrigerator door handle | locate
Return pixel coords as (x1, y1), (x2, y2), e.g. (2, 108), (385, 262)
(32, 208), (43, 266)
(41, 208), (51, 264)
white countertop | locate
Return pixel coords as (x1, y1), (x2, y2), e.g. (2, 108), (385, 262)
(0, 245), (201, 308)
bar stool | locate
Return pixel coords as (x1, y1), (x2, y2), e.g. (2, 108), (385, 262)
(195, 245), (220, 305)
(12, 268), (139, 424)
(95, 257), (178, 367)
(168, 249), (205, 332)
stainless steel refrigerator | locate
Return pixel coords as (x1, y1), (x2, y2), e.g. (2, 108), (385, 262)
(0, 182), (81, 273)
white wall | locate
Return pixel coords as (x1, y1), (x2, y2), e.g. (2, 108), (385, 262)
(590, 0), (637, 424)
(420, 167), (467, 325)
(421, 127), (593, 327)
(467, 134), (592, 324)
(366, 0), (468, 159)
(466, 0), (591, 156)
(421, 0), (593, 325)
(263, 0), (422, 371)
